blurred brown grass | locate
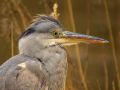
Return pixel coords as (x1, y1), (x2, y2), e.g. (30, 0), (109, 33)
(0, 0), (119, 90)
(103, 0), (120, 89)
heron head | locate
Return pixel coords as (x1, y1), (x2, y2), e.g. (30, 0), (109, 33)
(19, 15), (109, 50)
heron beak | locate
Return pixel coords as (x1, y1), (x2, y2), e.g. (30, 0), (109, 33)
(49, 31), (109, 46)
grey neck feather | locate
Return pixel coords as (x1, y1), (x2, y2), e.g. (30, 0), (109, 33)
(18, 34), (68, 90)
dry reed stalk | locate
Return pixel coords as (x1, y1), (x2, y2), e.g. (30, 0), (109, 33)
(86, 0), (90, 35)
(19, 2), (32, 21)
(0, 0), (32, 56)
(1, 0), (32, 37)
(7, 0), (22, 34)
(42, 0), (52, 14)
(104, 62), (108, 90)
(3, 0), (15, 56)
(84, 63), (88, 77)
(12, 15), (23, 36)
(9, 0), (31, 29)
(97, 80), (102, 90)
(103, 0), (120, 89)
(67, 0), (88, 90)
(10, 22), (14, 56)
(51, 3), (59, 20)
(5, 0), (22, 35)
(66, 79), (75, 90)
(84, 0), (90, 77)
(10, 0), (30, 29)
(112, 81), (116, 90)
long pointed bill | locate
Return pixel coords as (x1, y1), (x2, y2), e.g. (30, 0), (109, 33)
(60, 31), (109, 44)
(49, 31), (109, 46)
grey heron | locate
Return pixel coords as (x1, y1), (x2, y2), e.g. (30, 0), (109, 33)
(0, 15), (108, 90)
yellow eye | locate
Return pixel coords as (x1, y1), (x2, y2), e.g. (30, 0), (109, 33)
(51, 31), (59, 37)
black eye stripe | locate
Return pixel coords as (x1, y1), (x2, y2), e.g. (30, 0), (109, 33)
(19, 16), (64, 40)
(19, 28), (35, 39)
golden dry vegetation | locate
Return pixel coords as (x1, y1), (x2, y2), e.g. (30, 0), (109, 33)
(0, 0), (120, 90)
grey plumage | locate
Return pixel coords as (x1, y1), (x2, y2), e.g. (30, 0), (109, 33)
(0, 15), (67, 90)
(0, 15), (108, 90)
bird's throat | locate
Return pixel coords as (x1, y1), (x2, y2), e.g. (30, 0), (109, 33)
(37, 46), (68, 90)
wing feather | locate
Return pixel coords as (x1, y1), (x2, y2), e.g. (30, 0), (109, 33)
(4, 60), (48, 90)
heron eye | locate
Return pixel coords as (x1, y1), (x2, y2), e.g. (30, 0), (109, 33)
(51, 31), (59, 37)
